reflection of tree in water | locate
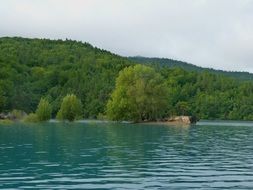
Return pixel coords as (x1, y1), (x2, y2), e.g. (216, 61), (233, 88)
(1, 122), (252, 179)
(102, 124), (191, 171)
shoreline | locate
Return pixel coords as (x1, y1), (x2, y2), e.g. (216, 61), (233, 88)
(136, 120), (194, 126)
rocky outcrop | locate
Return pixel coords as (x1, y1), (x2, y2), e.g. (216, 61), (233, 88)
(167, 116), (198, 124)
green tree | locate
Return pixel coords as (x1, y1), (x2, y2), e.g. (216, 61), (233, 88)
(1, 37), (253, 121)
(23, 113), (39, 123)
(176, 101), (190, 115)
(0, 96), (4, 112)
(107, 65), (169, 122)
(0, 81), (8, 112)
(36, 98), (52, 121)
(57, 94), (82, 121)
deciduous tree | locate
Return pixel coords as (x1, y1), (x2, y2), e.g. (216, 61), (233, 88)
(57, 94), (82, 121)
(107, 65), (169, 122)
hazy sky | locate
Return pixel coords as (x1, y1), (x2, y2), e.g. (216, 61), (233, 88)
(1, 0), (253, 72)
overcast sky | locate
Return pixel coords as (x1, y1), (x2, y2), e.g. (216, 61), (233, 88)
(1, 0), (253, 72)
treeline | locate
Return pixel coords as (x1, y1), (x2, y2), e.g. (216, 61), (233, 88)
(160, 68), (253, 120)
(0, 37), (133, 118)
(0, 37), (253, 121)
(129, 56), (253, 81)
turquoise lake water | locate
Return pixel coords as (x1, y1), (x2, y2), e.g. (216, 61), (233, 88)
(0, 121), (253, 189)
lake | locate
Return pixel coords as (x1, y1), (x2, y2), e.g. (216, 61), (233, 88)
(0, 121), (253, 189)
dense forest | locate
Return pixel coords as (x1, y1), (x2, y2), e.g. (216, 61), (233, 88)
(0, 37), (253, 121)
(129, 56), (253, 81)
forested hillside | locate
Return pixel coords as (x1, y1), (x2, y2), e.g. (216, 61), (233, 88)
(0, 37), (133, 117)
(0, 37), (253, 120)
(129, 56), (253, 81)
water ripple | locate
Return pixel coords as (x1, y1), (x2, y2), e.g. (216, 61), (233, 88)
(0, 122), (253, 189)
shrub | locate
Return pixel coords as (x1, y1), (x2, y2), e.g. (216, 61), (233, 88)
(23, 113), (39, 123)
(10, 109), (26, 120)
(57, 94), (83, 121)
(36, 98), (52, 121)
(0, 119), (13, 125)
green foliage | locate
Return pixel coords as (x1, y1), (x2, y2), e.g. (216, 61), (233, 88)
(10, 109), (26, 120)
(0, 37), (132, 116)
(23, 113), (39, 123)
(162, 68), (253, 120)
(175, 101), (190, 116)
(107, 65), (169, 122)
(0, 119), (13, 125)
(97, 113), (107, 120)
(0, 81), (8, 112)
(35, 98), (52, 121)
(1, 37), (253, 121)
(129, 56), (253, 81)
(0, 94), (4, 112)
(57, 94), (83, 121)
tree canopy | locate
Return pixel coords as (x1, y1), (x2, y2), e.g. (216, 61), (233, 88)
(57, 94), (82, 121)
(35, 98), (52, 121)
(107, 65), (169, 122)
(0, 37), (253, 121)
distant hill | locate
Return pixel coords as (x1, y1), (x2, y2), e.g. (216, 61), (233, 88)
(129, 56), (253, 81)
(0, 37), (253, 121)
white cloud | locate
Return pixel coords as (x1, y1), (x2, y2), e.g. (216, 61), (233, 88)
(0, 0), (253, 72)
